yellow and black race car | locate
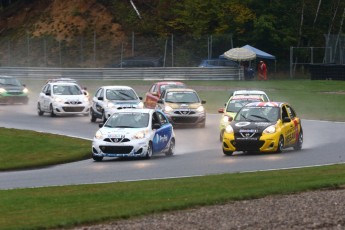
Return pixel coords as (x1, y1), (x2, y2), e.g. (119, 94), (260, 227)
(222, 102), (303, 156)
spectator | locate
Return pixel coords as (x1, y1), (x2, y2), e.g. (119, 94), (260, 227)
(258, 60), (267, 80)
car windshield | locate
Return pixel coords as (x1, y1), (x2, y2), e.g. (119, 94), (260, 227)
(106, 89), (138, 100)
(160, 84), (185, 93)
(104, 112), (149, 128)
(0, 77), (21, 86)
(235, 107), (279, 122)
(165, 91), (199, 103)
(234, 93), (268, 102)
(226, 99), (261, 113)
(53, 85), (82, 95)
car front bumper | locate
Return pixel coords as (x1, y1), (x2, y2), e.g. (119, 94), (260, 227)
(92, 138), (149, 158)
(222, 132), (280, 153)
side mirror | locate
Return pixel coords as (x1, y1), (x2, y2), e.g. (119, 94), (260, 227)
(228, 116), (233, 122)
(201, 100), (206, 104)
(139, 96), (143, 100)
(99, 123), (104, 128)
(218, 108), (224, 113)
(152, 92), (158, 96)
(157, 99), (163, 103)
(97, 96), (104, 101)
(45, 92), (51, 96)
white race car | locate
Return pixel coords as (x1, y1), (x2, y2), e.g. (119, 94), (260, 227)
(92, 108), (175, 161)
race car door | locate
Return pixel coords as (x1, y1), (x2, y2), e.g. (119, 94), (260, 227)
(152, 111), (172, 153)
(280, 105), (297, 146)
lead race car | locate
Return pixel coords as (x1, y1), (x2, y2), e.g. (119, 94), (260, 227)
(92, 108), (175, 161)
(222, 102), (303, 156)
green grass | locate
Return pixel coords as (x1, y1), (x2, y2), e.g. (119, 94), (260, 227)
(1, 164), (345, 230)
(0, 128), (91, 171)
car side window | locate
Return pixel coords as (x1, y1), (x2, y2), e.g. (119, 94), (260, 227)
(95, 88), (103, 98)
(156, 111), (168, 125)
(150, 84), (157, 93)
(286, 105), (296, 119)
(282, 106), (289, 119)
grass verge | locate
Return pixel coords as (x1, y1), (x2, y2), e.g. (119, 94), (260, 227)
(1, 164), (345, 230)
(0, 128), (91, 171)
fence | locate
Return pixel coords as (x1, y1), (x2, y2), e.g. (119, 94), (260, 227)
(0, 66), (243, 81)
(0, 33), (234, 68)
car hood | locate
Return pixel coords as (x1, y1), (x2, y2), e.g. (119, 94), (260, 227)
(231, 121), (276, 133)
(100, 127), (147, 137)
(55, 95), (87, 101)
(1, 85), (25, 91)
(165, 102), (202, 109)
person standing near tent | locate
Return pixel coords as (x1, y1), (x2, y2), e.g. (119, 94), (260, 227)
(258, 60), (267, 80)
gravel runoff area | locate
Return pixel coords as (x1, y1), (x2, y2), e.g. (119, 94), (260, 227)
(68, 188), (345, 230)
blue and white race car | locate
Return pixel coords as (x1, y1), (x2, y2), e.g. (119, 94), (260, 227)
(92, 108), (175, 161)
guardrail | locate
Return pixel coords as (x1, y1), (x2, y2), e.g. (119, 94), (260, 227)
(0, 67), (244, 81)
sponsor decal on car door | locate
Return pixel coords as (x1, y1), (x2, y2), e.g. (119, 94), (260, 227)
(152, 124), (171, 153)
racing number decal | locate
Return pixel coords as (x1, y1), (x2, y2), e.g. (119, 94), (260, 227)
(285, 119), (299, 145)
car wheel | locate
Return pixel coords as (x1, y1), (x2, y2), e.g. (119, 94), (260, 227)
(37, 103), (44, 116)
(92, 155), (103, 162)
(49, 104), (56, 117)
(223, 149), (233, 156)
(145, 142), (153, 159)
(294, 131), (303, 151)
(276, 135), (284, 153)
(102, 112), (107, 123)
(165, 138), (175, 156)
(90, 109), (97, 122)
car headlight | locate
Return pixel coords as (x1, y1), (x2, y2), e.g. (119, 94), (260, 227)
(23, 88), (29, 94)
(137, 102), (144, 108)
(54, 97), (64, 103)
(196, 106), (204, 112)
(133, 130), (148, 139)
(0, 88), (6, 93)
(164, 105), (173, 113)
(222, 115), (231, 123)
(106, 101), (115, 108)
(263, 125), (276, 134)
(95, 130), (104, 139)
(225, 125), (234, 134)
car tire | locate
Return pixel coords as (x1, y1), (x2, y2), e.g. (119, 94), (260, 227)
(102, 112), (107, 123)
(294, 130), (303, 151)
(145, 142), (153, 159)
(37, 103), (44, 116)
(276, 135), (284, 153)
(92, 155), (103, 162)
(165, 138), (175, 156)
(90, 109), (97, 122)
(223, 149), (233, 156)
(49, 104), (56, 117)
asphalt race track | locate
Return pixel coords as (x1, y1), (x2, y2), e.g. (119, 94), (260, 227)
(0, 101), (345, 190)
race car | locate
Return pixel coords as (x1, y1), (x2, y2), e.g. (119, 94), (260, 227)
(222, 102), (303, 156)
(218, 95), (264, 141)
(92, 108), (175, 161)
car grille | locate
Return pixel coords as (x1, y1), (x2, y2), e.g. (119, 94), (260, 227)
(65, 101), (82, 105)
(62, 106), (85, 112)
(172, 116), (199, 123)
(231, 140), (265, 151)
(99, 145), (133, 154)
(7, 92), (22, 95)
(104, 138), (130, 143)
(174, 110), (196, 115)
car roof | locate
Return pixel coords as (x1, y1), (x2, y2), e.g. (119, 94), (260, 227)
(230, 95), (264, 101)
(165, 88), (196, 93)
(245, 101), (285, 108)
(111, 108), (154, 114)
(48, 81), (79, 86)
(156, 81), (185, 86)
(233, 90), (268, 95)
